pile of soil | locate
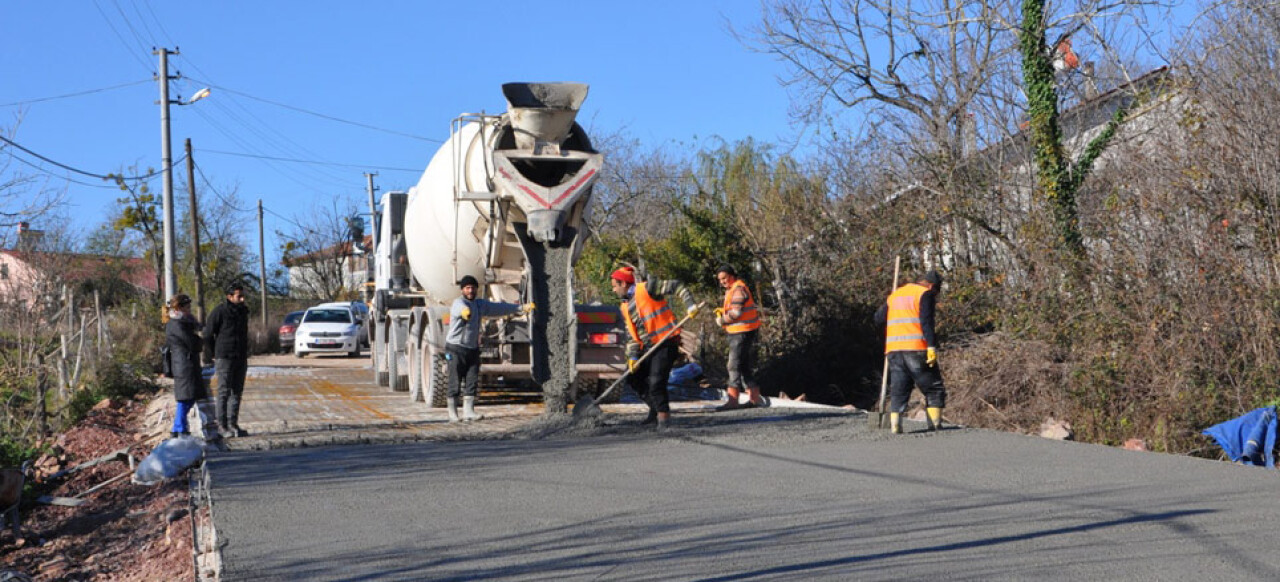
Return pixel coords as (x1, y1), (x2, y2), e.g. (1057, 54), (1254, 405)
(0, 392), (195, 581)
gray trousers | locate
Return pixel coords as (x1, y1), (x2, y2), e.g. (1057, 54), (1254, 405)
(888, 350), (946, 413)
(215, 357), (249, 428)
(726, 330), (758, 390)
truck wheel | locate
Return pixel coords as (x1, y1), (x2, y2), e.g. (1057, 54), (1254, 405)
(422, 344), (449, 408)
(388, 323), (409, 392)
(595, 379), (622, 404)
(374, 324), (389, 387)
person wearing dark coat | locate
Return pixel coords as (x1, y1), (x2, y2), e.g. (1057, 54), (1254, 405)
(165, 294), (221, 440)
(204, 282), (251, 437)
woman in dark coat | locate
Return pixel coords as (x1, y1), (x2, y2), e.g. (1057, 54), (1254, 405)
(165, 294), (210, 438)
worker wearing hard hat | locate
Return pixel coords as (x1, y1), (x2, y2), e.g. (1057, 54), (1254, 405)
(713, 265), (768, 410)
(874, 270), (946, 434)
(445, 275), (534, 423)
(610, 266), (698, 429)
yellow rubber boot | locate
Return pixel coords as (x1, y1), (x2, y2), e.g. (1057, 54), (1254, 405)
(926, 407), (943, 431)
(890, 412), (902, 434)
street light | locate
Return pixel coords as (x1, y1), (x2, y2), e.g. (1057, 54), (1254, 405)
(156, 45), (209, 303)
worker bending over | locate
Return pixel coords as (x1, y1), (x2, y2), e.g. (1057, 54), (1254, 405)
(610, 266), (698, 429)
(874, 270), (946, 434)
(714, 265), (767, 410)
(445, 275), (534, 422)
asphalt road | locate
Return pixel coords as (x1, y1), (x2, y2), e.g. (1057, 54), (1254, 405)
(206, 411), (1280, 581)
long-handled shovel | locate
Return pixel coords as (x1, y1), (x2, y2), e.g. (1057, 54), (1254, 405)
(573, 302), (707, 418)
(868, 257), (900, 429)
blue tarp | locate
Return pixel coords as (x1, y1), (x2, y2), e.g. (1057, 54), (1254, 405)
(668, 362), (703, 389)
(1202, 406), (1277, 468)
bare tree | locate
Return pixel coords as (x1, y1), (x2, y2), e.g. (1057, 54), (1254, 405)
(279, 195), (364, 300)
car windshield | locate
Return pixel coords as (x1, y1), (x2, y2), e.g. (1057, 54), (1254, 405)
(283, 312), (304, 325)
(303, 309), (352, 324)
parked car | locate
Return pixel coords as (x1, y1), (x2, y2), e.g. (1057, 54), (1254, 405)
(314, 301), (370, 347)
(278, 311), (305, 353)
(294, 306), (362, 358)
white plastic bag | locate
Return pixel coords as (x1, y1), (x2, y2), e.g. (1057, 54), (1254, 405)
(134, 436), (204, 484)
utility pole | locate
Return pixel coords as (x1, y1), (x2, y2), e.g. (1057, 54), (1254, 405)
(156, 47), (179, 302)
(364, 172), (378, 285)
(258, 199), (268, 328)
(185, 138), (206, 322)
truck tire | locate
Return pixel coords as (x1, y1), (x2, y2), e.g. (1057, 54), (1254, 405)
(388, 323), (409, 392)
(595, 378), (622, 404)
(422, 343), (449, 408)
(374, 324), (389, 387)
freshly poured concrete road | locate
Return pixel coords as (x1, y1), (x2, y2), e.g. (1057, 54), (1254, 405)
(207, 357), (1280, 581)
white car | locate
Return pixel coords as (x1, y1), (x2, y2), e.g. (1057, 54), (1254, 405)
(314, 301), (370, 348)
(294, 306), (363, 357)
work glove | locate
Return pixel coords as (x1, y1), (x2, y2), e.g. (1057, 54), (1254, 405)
(627, 358), (638, 374)
(686, 305), (701, 319)
(926, 347), (937, 367)
(521, 302), (536, 314)
(714, 307), (725, 318)
(460, 307), (471, 321)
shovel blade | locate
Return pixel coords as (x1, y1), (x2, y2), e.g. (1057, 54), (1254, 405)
(572, 394), (603, 417)
(867, 411), (888, 429)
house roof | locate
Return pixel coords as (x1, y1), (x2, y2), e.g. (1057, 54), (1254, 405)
(0, 249), (159, 293)
(283, 235), (374, 267)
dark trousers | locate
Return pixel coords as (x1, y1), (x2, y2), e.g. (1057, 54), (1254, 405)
(446, 344), (481, 398)
(629, 339), (679, 415)
(215, 357), (248, 428)
(888, 350), (946, 413)
(726, 330), (758, 390)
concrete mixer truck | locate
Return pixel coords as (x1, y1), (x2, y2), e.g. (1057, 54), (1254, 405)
(368, 83), (626, 412)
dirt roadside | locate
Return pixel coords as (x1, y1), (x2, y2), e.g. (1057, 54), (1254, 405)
(0, 385), (199, 582)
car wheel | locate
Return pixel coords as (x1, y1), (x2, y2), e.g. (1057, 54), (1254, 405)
(295, 350), (305, 358)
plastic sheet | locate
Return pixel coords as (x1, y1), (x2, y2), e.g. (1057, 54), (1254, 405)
(133, 436), (204, 484)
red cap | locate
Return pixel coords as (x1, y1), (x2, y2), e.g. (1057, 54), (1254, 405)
(610, 267), (635, 284)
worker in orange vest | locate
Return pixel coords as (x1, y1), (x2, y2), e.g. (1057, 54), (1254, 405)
(610, 266), (698, 429)
(714, 265), (767, 410)
(874, 270), (946, 434)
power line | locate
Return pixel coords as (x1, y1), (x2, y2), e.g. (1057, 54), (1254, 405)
(185, 78), (444, 144)
(0, 79), (152, 108)
(199, 148), (422, 173)
(0, 135), (182, 181)
(191, 158), (252, 214)
(91, 0), (154, 74)
(5, 153), (122, 190)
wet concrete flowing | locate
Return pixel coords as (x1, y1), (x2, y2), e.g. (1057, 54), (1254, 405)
(517, 223), (576, 414)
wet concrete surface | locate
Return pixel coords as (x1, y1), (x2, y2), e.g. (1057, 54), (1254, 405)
(218, 352), (827, 451)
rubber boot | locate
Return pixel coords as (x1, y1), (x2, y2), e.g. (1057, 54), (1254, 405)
(890, 412), (902, 434)
(463, 396), (484, 422)
(926, 407), (943, 431)
(716, 387), (742, 411)
(656, 412), (670, 430)
(446, 398), (460, 423)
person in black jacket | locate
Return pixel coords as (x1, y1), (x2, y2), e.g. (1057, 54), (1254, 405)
(165, 294), (221, 441)
(205, 282), (251, 437)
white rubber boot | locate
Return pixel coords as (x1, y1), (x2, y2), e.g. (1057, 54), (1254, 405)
(463, 396), (484, 422)
(447, 398), (460, 423)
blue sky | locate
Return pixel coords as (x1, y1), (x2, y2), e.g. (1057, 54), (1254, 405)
(1, 1), (796, 260)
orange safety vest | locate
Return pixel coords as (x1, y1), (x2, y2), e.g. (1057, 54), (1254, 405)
(621, 281), (679, 349)
(884, 283), (929, 353)
(721, 279), (761, 334)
